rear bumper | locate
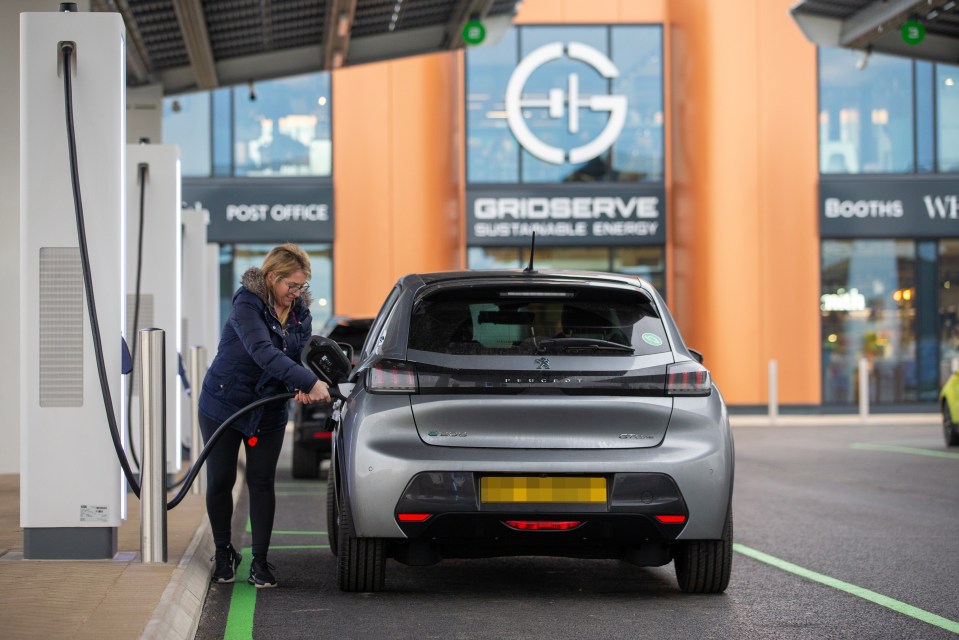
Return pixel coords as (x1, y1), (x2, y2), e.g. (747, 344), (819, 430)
(390, 471), (687, 563)
(391, 512), (679, 565)
(340, 393), (734, 541)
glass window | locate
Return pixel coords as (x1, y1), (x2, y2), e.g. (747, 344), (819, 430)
(467, 247), (522, 269)
(818, 48), (914, 174)
(467, 245), (666, 293)
(939, 240), (959, 386)
(466, 25), (664, 185)
(519, 246), (609, 270)
(916, 61), (935, 173)
(409, 284), (667, 356)
(613, 246), (665, 292)
(520, 27), (609, 183)
(162, 92), (211, 177)
(212, 88), (232, 177)
(219, 243), (333, 328)
(821, 240), (917, 404)
(466, 28), (520, 183)
(233, 73), (332, 177)
(937, 63), (959, 173)
(610, 26), (664, 181)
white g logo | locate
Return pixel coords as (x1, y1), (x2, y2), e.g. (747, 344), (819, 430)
(505, 42), (628, 165)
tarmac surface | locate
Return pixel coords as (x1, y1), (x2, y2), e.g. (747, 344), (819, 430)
(0, 412), (941, 639)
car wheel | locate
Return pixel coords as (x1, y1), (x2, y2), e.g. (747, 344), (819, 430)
(943, 403), (959, 447)
(291, 441), (321, 479)
(326, 468), (339, 556)
(337, 499), (386, 592)
(674, 509), (733, 594)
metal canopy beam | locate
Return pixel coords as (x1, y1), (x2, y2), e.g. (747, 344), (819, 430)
(95, 0), (153, 85)
(791, 0), (959, 63)
(841, 0), (952, 49)
(171, 0), (219, 90)
(322, 0), (357, 70)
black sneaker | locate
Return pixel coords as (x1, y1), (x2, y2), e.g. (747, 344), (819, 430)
(211, 544), (241, 583)
(248, 556), (278, 588)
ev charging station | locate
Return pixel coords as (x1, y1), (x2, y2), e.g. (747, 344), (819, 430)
(20, 8), (126, 558)
(180, 204), (213, 450)
(126, 144), (182, 476)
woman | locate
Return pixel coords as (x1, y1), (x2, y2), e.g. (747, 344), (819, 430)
(198, 243), (331, 588)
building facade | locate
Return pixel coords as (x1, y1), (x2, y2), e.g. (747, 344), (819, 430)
(162, 0), (959, 409)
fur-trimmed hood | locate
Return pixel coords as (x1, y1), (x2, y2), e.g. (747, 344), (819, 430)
(241, 267), (313, 308)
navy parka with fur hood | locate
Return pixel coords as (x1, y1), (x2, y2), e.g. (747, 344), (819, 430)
(198, 267), (319, 437)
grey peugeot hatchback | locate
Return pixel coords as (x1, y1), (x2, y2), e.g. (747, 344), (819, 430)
(316, 269), (734, 594)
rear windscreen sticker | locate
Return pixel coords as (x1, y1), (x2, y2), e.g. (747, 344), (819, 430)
(641, 332), (663, 347)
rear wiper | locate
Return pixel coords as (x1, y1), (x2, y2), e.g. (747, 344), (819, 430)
(534, 337), (634, 354)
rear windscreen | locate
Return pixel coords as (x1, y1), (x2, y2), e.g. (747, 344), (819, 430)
(408, 285), (670, 356)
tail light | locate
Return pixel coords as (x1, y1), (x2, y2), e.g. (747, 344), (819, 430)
(367, 360), (418, 394)
(666, 361), (711, 396)
(654, 515), (687, 524)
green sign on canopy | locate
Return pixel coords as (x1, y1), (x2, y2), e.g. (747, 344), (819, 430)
(901, 19), (925, 46)
(463, 19), (486, 46)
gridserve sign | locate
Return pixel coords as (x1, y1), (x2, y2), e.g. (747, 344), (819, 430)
(468, 184), (665, 246)
(467, 33), (665, 246)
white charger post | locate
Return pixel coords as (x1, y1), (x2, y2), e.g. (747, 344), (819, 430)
(180, 204), (210, 456)
(20, 8), (126, 559)
(126, 144), (182, 477)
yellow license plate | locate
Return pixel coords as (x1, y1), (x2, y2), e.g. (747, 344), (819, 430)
(480, 476), (607, 503)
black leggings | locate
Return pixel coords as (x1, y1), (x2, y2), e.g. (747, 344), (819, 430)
(199, 412), (285, 558)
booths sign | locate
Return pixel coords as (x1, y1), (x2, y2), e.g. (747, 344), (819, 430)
(820, 178), (959, 237)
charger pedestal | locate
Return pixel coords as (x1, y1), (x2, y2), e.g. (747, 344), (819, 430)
(126, 144), (182, 476)
(20, 9), (126, 559)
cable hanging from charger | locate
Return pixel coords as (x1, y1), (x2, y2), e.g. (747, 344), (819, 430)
(60, 41), (141, 498)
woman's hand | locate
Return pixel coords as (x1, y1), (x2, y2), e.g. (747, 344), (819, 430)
(295, 380), (331, 405)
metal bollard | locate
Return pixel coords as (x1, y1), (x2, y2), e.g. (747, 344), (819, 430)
(140, 328), (168, 563)
(858, 357), (870, 421)
(768, 359), (779, 424)
(190, 345), (208, 495)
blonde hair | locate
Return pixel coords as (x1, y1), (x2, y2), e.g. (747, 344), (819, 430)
(263, 243), (311, 324)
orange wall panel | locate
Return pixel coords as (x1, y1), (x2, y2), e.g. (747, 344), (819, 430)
(332, 63), (395, 317)
(333, 54), (461, 318)
(669, 0), (820, 404)
(517, 0), (666, 23)
(757, 0), (821, 404)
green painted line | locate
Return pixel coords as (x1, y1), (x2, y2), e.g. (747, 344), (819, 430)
(245, 518), (326, 536)
(272, 530), (327, 535)
(269, 544), (330, 550)
(223, 547), (256, 640)
(734, 543), (959, 635)
(851, 442), (959, 460)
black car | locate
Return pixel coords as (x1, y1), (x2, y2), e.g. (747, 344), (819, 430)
(291, 316), (372, 479)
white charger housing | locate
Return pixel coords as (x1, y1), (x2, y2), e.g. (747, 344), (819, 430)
(20, 9), (126, 558)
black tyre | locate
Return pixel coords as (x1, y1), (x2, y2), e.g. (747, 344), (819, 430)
(291, 441), (321, 479)
(674, 509), (733, 594)
(337, 499), (386, 592)
(943, 403), (959, 447)
(326, 471), (339, 556)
